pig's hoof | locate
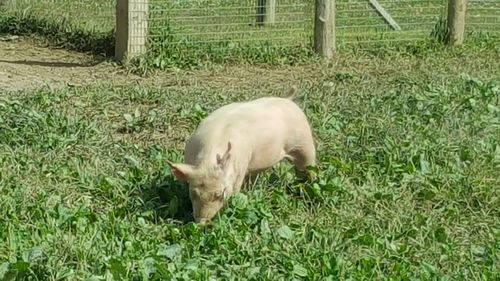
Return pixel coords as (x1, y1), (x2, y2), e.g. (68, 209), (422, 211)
(307, 170), (318, 182)
(296, 168), (318, 183)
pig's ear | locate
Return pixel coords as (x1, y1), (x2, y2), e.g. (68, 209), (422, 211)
(167, 160), (195, 181)
(216, 141), (232, 169)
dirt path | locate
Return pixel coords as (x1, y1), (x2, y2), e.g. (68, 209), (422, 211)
(2, 34), (499, 96)
(0, 35), (316, 94)
(0, 36), (145, 92)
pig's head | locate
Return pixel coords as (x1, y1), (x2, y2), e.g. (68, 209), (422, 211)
(167, 142), (232, 225)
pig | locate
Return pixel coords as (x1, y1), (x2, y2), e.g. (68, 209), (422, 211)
(166, 87), (317, 224)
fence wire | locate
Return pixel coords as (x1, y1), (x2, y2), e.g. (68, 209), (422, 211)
(467, 0), (500, 35)
(146, 0), (450, 53)
(336, 0), (446, 47)
(147, 0), (312, 52)
(1, 0), (498, 60)
(1, 0), (116, 33)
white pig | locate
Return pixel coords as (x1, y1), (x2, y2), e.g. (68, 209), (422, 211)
(167, 87), (316, 224)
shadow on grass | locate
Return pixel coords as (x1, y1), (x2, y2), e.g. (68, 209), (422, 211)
(0, 262), (51, 281)
(0, 59), (101, 67)
(0, 12), (115, 58)
(137, 174), (195, 225)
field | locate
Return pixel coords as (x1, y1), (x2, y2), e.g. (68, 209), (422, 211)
(1, 44), (499, 279)
(1, 0), (500, 280)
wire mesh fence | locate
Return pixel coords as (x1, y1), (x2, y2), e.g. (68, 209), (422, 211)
(467, 0), (500, 36)
(147, 0), (312, 59)
(1, 0), (116, 34)
(336, 0), (446, 48)
(1, 0), (498, 62)
(146, 0), (450, 56)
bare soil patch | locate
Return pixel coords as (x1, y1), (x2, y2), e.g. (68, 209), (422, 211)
(0, 36), (141, 92)
(0, 35), (310, 94)
(1, 35), (498, 95)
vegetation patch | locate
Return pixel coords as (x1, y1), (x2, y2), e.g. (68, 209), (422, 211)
(0, 11), (114, 57)
(0, 55), (498, 278)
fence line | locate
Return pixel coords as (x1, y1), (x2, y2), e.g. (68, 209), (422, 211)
(336, 0), (446, 48)
(467, 0), (500, 35)
(146, 0), (310, 48)
(1, 0), (499, 62)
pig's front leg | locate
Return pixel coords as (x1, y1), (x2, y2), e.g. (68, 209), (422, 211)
(227, 172), (247, 196)
(244, 171), (263, 187)
(287, 138), (317, 182)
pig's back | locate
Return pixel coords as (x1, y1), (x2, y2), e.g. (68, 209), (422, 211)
(199, 97), (305, 132)
(192, 97), (309, 151)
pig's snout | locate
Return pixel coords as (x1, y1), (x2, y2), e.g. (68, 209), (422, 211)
(192, 198), (224, 225)
(195, 217), (210, 225)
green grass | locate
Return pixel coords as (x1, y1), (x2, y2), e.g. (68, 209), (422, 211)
(0, 12), (115, 57)
(0, 0), (115, 33)
(1, 48), (499, 280)
(0, 0), (115, 57)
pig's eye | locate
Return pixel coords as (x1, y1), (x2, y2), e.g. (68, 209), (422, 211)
(214, 186), (227, 201)
(213, 188), (226, 201)
(214, 191), (223, 200)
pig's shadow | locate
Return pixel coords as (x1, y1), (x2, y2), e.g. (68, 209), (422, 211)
(138, 175), (194, 224)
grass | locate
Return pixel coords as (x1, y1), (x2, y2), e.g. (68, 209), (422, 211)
(0, 46), (499, 279)
(0, 0), (115, 57)
(0, 12), (115, 57)
(0, 0), (115, 33)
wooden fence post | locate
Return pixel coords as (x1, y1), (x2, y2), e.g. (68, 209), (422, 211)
(314, 0), (335, 58)
(446, 0), (467, 46)
(256, 0), (276, 26)
(115, 0), (149, 62)
(266, 0), (276, 26)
